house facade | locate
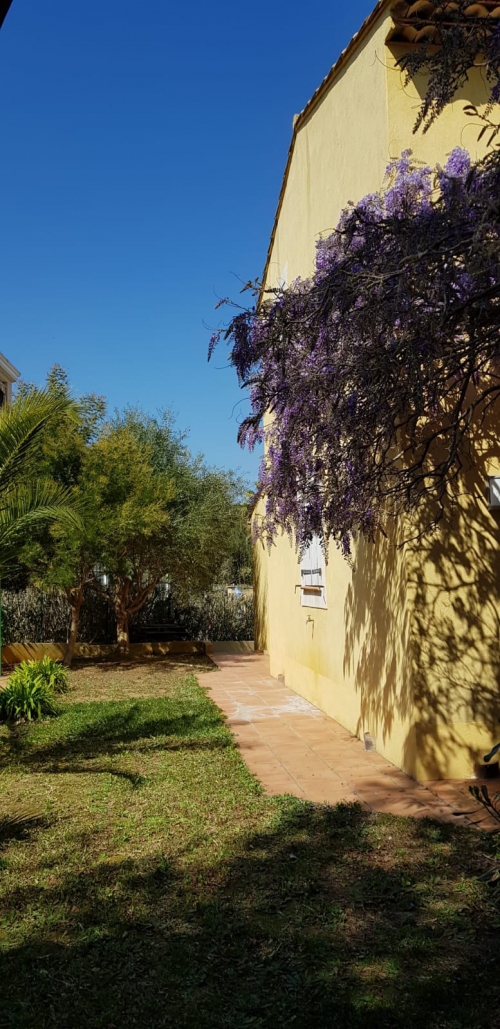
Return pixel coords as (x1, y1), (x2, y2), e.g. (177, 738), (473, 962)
(0, 352), (20, 407)
(254, 0), (500, 781)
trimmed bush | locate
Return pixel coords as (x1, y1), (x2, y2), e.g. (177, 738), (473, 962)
(0, 677), (57, 722)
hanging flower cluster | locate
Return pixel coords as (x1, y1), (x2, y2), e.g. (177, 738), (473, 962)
(210, 148), (500, 555)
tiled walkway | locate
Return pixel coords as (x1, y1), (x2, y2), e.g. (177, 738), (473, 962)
(206, 652), (498, 829)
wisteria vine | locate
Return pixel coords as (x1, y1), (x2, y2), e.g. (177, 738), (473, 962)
(210, 148), (500, 555)
(391, 0), (500, 131)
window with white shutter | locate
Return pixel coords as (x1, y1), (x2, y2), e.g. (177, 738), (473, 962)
(300, 536), (327, 609)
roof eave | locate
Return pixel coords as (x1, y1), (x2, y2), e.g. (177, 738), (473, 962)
(0, 353), (21, 381)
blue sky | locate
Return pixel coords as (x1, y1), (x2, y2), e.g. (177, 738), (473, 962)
(0, 0), (375, 484)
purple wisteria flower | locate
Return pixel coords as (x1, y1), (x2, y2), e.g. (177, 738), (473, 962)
(210, 147), (500, 553)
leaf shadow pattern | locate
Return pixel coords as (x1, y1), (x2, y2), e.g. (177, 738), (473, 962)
(343, 417), (500, 780)
(0, 803), (498, 1028)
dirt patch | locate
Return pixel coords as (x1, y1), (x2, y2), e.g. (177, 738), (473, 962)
(67, 654), (215, 703)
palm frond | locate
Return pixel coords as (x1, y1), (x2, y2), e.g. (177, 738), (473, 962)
(0, 392), (73, 495)
(0, 481), (80, 578)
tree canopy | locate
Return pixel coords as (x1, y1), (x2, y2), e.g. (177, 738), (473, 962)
(25, 371), (249, 659)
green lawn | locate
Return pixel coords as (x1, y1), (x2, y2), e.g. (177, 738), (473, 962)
(0, 658), (499, 1028)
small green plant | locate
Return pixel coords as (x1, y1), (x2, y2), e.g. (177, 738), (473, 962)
(0, 676), (57, 722)
(9, 657), (70, 695)
(0, 658), (69, 723)
(34, 656), (70, 694)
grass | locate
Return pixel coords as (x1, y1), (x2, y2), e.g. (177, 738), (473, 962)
(0, 658), (499, 1028)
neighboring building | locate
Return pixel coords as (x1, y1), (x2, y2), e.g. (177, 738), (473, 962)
(0, 352), (19, 407)
(254, 0), (500, 781)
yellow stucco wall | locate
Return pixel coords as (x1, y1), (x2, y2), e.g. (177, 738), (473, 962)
(256, 525), (415, 773)
(405, 416), (500, 780)
(257, 6), (500, 780)
(267, 11), (390, 287)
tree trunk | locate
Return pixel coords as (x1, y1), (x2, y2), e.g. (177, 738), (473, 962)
(64, 592), (83, 667)
(115, 607), (130, 654)
(112, 580), (131, 654)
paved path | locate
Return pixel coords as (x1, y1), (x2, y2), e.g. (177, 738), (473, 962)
(207, 652), (497, 828)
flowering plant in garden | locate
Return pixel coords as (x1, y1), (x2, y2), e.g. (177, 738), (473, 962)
(210, 148), (500, 555)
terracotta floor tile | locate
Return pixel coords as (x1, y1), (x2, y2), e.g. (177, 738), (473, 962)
(425, 782), (481, 809)
(405, 787), (452, 808)
(257, 737), (302, 750)
(278, 754), (327, 770)
(289, 764), (342, 783)
(334, 764), (392, 779)
(353, 783), (413, 802)
(366, 798), (428, 817)
(277, 761), (332, 778)
(240, 753), (279, 769)
(298, 736), (339, 749)
(257, 728), (303, 743)
(350, 774), (403, 791)
(297, 781), (359, 804)
(384, 770), (418, 786)
(205, 652), (488, 828)
(232, 734), (263, 747)
(246, 764), (287, 779)
(263, 779), (307, 798)
(270, 744), (317, 760)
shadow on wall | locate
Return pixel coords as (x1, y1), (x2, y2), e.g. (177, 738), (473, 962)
(408, 436), (500, 779)
(344, 418), (500, 780)
(253, 540), (268, 653)
(386, 39), (491, 123)
(343, 528), (413, 767)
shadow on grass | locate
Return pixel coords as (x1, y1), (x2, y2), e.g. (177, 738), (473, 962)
(0, 699), (232, 772)
(0, 802), (498, 1029)
(40, 763), (148, 787)
(0, 813), (49, 849)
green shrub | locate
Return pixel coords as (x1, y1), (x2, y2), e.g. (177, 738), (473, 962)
(9, 657), (70, 695)
(0, 677), (57, 722)
(0, 658), (70, 723)
(34, 656), (70, 694)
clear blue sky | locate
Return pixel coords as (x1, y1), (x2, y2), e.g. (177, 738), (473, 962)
(0, 0), (375, 484)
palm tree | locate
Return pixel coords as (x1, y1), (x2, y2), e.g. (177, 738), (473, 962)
(0, 391), (78, 579)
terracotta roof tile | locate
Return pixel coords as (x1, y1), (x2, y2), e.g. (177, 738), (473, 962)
(389, 1), (500, 44)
